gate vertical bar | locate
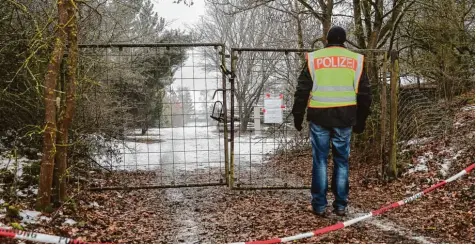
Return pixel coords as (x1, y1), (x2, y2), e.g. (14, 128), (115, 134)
(389, 50), (399, 178)
(380, 52), (388, 178)
(229, 48), (236, 188)
(220, 44), (230, 185)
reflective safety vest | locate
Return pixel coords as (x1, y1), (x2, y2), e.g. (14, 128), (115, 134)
(306, 47), (364, 108)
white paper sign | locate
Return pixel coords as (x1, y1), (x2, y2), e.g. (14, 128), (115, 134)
(264, 98), (283, 124)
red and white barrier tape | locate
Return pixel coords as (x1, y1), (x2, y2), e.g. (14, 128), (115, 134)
(0, 227), (87, 244)
(232, 163), (475, 244)
(0, 164), (473, 244)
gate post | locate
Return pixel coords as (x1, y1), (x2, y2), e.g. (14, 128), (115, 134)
(388, 50), (399, 178)
(220, 44), (230, 186)
(229, 49), (237, 188)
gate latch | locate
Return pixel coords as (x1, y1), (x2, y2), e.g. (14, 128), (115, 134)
(210, 89), (226, 123)
(220, 64), (232, 76)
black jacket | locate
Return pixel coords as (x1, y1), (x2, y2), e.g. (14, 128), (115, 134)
(292, 44), (372, 128)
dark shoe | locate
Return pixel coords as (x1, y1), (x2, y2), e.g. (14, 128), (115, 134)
(312, 209), (328, 217)
(333, 208), (346, 216)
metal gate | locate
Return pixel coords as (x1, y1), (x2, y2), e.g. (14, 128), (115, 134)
(79, 43), (395, 191)
(228, 47), (390, 190)
(77, 43), (229, 190)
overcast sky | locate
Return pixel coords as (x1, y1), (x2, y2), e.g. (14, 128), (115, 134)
(151, 1), (219, 111)
(152, 0), (205, 30)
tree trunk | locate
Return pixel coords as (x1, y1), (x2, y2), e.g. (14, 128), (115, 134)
(37, 0), (68, 210)
(321, 18), (331, 46)
(55, 0), (78, 204)
(353, 0), (367, 48)
(380, 52), (388, 178)
(294, 2), (305, 64)
(240, 104), (249, 133)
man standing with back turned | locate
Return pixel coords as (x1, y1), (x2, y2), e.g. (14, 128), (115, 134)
(292, 26), (372, 217)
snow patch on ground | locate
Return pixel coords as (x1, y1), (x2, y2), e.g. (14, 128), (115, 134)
(423, 152), (434, 160)
(406, 163), (429, 175)
(0, 155), (31, 177)
(438, 149), (464, 177)
(461, 105), (475, 111)
(17, 210), (51, 225)
(19, 210), (41, 224)
(63, 218), (77, 226)
(403, 137), (434, 147)
(439, 159), (452, 177)
(89, 202), (100, 208)
(16, 190), (27, 197)
(39, 216), (52, 222)
(405, 151), (433, 175)
(14, 186), (37, 198)
(453, 121), (464, 128)
(91, 125), (290, 174)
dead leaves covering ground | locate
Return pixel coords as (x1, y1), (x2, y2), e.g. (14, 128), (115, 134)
(1, 93), (474, 244)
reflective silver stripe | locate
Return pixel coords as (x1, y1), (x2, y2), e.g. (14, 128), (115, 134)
(318, 86), (355, 92)
(311, 76), (318, 92)
(312, 96), (356, 102)
(307, 52), (319, 92)
(307, 52), (316, 83)
(354, 54), (364, 91)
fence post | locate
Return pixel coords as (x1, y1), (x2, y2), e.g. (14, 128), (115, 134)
(388, 50), (399, 178)
(380, 52), (388, 179)
(229, 49), (237, 188)
(254, 106), (261, 133)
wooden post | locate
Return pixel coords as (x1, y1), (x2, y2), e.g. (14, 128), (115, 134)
(388, 50), (399, 178)
(380, 52), (388, 179)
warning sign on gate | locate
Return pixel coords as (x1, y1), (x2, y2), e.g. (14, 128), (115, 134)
(263, 93), (284, 124)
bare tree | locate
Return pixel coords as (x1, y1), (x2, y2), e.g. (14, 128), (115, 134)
(196, 2), (294, 132)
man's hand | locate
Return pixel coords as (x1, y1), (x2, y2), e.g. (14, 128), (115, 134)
(294, 116), (303, 131)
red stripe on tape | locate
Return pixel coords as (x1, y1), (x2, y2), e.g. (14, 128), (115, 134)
(465, 164), (475, 173)
(372, 202), (399, 216)
(246, 238), (281, 244)
(69, 238), (87, 244)
(313, 222), (344, 235)
(0, 231), (15, 238)
(423, 181), (446, 194)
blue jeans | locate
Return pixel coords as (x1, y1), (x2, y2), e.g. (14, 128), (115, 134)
(310, 122), (351, 212)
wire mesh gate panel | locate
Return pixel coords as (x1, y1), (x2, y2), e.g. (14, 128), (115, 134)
(77, 43), (229, 190)
(394, 74), (451, 170)
(228, 48), (389, 189)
